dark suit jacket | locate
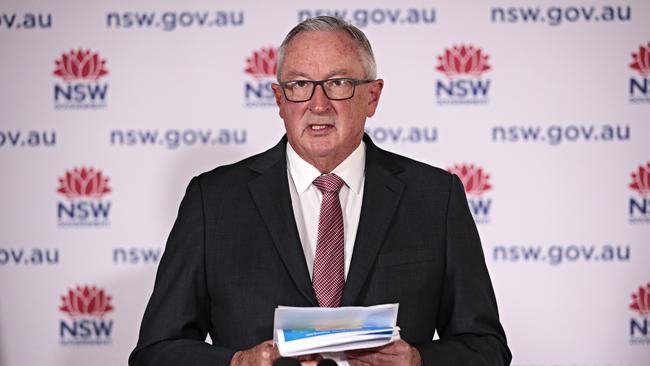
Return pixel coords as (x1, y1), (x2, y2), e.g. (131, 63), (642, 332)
(129, 135), (511, 365)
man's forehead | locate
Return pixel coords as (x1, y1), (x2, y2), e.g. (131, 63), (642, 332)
(281, 30), (365, 78)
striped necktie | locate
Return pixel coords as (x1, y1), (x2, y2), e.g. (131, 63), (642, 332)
(311, 173), (345, 308)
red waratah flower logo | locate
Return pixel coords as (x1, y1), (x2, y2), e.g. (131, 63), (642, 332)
(436, 45), (491, 77)
(244, 47), (278, 80)
(57, 167), (111, 200)
(630, 282), (650, 316)
(629, 162), (650, 196)
(630, 42), (650, 77)
(447, 164), (492, 196)
(53, 49), (108, 81)
(59, 285), (114, 317)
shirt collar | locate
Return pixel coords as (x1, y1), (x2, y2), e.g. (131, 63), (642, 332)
(286, 141), (366, 195)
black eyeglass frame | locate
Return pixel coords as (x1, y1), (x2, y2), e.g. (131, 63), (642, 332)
(278, 78), (375, 102)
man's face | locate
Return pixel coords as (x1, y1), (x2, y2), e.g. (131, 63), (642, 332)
(272, 30), (383, 172)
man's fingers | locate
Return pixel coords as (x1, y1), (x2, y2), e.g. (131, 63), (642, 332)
(344, 340), (422, 366)
(347, 357), (374, 366)
(295, 353), (321, 362)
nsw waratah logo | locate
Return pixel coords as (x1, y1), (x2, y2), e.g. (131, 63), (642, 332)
(53, 49), (109, 109)
(447, 163), (493, 223)
(629, 41), (650, 103)
(59, 285), (115, 345)
(628, 161), (650, 223)
(629, 282), (650, 344)
(56, 167), (112, 227)
(244, 46), (278, 107)
(435, 45), (491, 105)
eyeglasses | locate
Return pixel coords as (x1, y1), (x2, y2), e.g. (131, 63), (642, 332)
(279, 78), (375, 102)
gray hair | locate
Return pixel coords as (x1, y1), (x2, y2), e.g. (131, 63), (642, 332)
(276, 16), (377, 81)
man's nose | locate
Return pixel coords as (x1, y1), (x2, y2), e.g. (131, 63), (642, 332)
(308, 84), (332, 113)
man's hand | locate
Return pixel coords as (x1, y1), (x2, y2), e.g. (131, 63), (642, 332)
(230, 340), (321, 366)
(344, 339), (422, 366)
(230, 340), (279, 366)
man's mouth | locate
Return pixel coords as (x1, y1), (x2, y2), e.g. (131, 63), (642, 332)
(310, 124), (331, 131)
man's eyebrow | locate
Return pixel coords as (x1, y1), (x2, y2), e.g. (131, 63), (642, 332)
(325, 69), (353, 78)
(282, 71), (312, 80)
(282, 69), (354, 80)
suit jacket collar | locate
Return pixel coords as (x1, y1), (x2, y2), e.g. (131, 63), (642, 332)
(247, 136), (318, 305)
(247, 134), (405, 306)
(342, 134), (405, 305)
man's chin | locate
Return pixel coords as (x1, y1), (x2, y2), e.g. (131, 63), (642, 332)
(305, 147), (335, 161)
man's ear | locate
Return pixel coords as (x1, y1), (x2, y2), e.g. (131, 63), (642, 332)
(271, 83), (285, 119)
(366, 79), (384, 118)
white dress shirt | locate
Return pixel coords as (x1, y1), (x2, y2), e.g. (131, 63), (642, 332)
(286, 142), (366, 279)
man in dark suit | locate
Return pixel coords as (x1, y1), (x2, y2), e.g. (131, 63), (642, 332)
(130, 16), (510, 366)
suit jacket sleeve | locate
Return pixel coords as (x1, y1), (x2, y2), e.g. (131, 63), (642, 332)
(415, 174), (511, 365)
(129, 177), (236, 366)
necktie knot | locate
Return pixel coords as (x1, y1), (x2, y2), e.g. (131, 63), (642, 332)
(313, 174), (345, 194)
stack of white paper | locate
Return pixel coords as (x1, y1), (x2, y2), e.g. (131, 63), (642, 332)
(273, 303), (400, 357)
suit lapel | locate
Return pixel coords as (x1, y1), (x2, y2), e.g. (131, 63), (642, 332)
(341, 136), (405, 306)
(246, 135), (404, 307)
(247, 138), (318, 306)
